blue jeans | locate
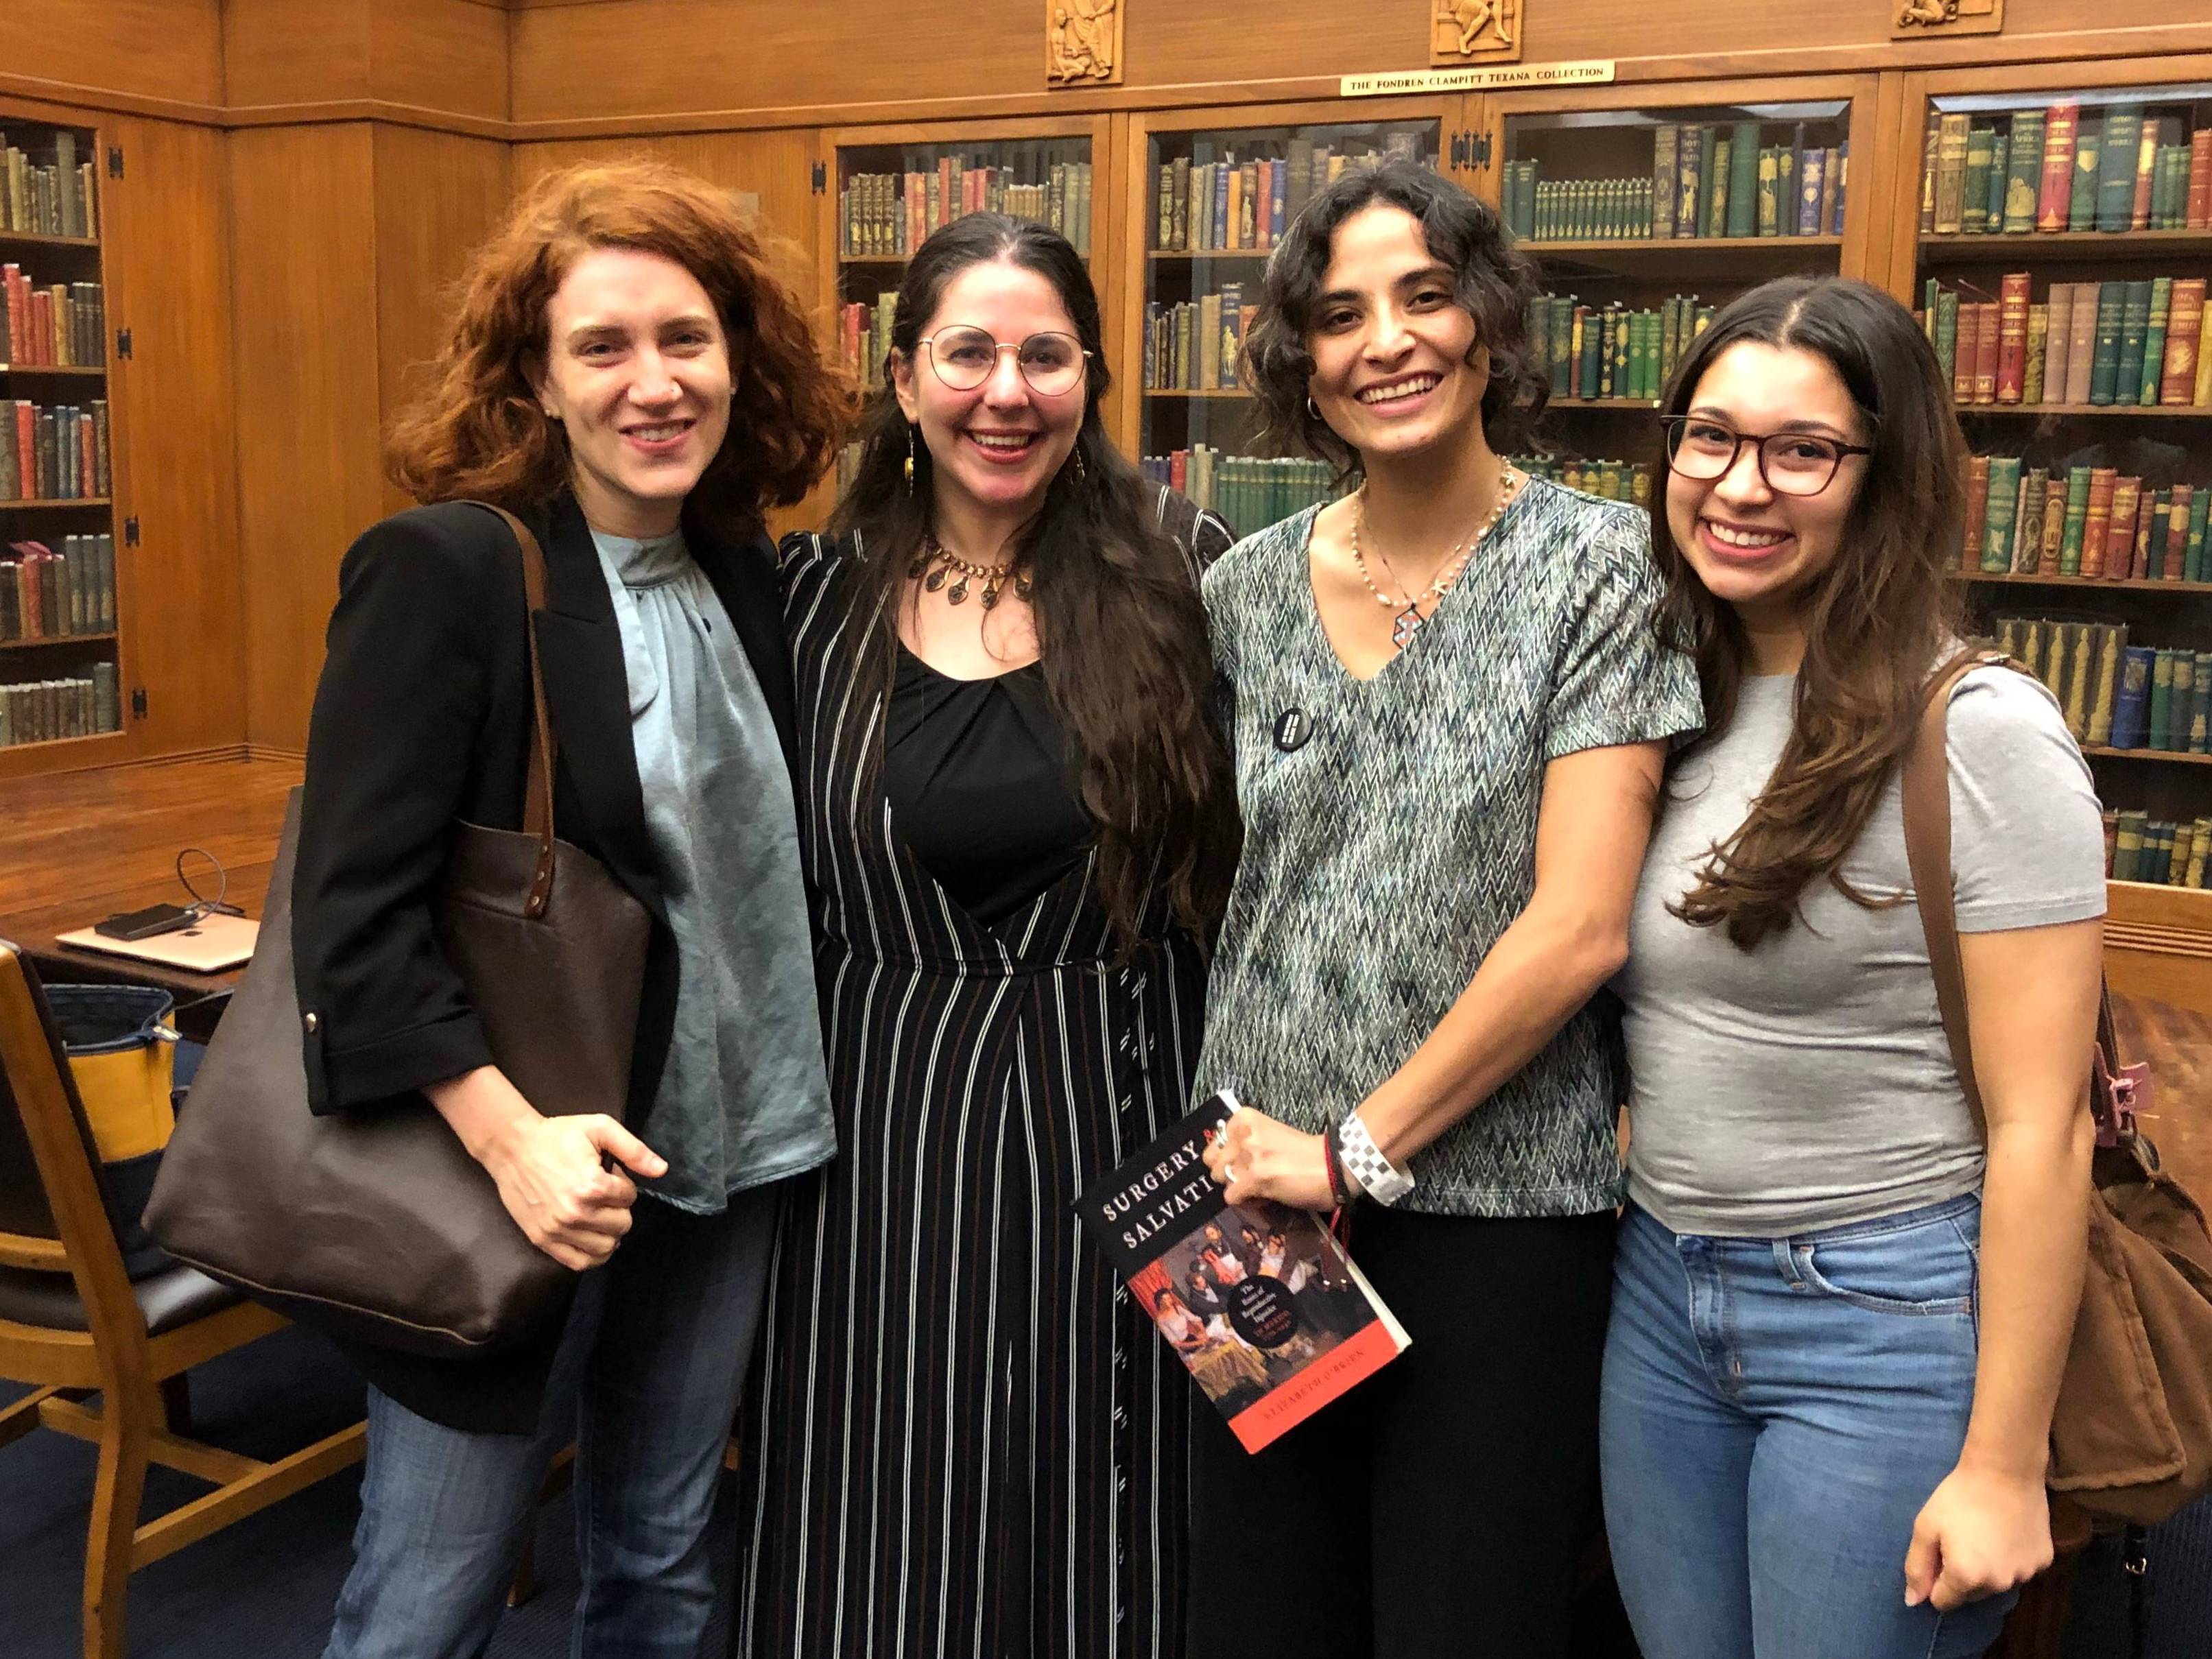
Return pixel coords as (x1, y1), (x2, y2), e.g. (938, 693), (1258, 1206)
(322, 1182), (783, 1659)
(1600, 1195), (2015, 1659)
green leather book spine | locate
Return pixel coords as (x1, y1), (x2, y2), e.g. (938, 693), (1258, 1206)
(1963, 125), (1994, 232)
(2140, 275), (2172, 407)
(2089, 282), (2124, 405)
(2098, 105), (2143, 230)
(2069, 119), (2102, 231)
(2150, 649), (2176, 749)
(2060, 465), (2091, 575)
(1706, 137), (1731, 237)
(2115, 278), (2152, 405)
(1982, 455), (2021, 572)
(2189, 487), (2210, 582)
(1984, 127), (2010, 230)
(2003, 111), (2043, 232)
(1727, 121), (1759, 236)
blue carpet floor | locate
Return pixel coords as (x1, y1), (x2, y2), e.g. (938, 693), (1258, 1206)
(1, 1323), (2204, 1658)
(1, 1323), (735, 1659)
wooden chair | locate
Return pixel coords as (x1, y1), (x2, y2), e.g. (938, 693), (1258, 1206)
(0, 939), (366, 1659)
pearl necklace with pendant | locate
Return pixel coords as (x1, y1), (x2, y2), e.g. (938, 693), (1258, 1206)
(1349, 460), (1520, 651)
(909, 534), (1032, 610)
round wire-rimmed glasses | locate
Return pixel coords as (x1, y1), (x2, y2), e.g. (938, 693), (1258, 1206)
(1659, 414), (1874, 498)
(918, 326), (1092, 396)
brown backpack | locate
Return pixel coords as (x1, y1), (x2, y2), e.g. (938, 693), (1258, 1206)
(1902, 649), (2212, 1529)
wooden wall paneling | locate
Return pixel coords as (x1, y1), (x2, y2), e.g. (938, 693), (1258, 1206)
(510, 0), (1043, 127)
(227, 126), (387, 755)
(1834, 75), (1890, 289)
(368, 0), (512, 122)
(370, 127), (514, 517)
(2106, 884), (2212, 1018)
(223, 0), (376, 110)
(0, 0), (223, 112)
(106, 116), (248, 761)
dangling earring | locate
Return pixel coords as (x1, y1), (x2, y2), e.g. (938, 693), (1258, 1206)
(905, 425), (916, 493)
(1073, 445), (1087, 479)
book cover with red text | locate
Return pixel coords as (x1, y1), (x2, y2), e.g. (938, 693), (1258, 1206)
(1078, 1091), (1409, 1454)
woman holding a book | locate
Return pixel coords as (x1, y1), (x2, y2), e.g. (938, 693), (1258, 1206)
(1193, 157), (1702, 1658)
(1602, 275), (2105, 1658)
(734, 213), (1238, 1659)
(294, 161), (851, 1658)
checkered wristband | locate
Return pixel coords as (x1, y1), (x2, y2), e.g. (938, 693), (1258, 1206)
(1334, 1112), (1414, 1206)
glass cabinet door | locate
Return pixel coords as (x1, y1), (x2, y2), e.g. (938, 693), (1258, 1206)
(1135, 115), (1442, 539)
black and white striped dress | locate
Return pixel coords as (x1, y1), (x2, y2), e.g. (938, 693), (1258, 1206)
(736, 489), (1231, 1659)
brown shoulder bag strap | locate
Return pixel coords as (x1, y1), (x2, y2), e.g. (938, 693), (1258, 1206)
(458, 501), (560, 920)
(1899, 647), (2125, 1145)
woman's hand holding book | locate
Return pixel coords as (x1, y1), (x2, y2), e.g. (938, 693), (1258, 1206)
(1202, 1102), (1335, 1210)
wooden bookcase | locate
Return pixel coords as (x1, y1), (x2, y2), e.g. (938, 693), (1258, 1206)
(1488, 75), (1883, 512)
(819, 112), (1117, 499)
(1115, 95), (1482, 534)
(0, 109), (126, 774)
(1896, 56), (2212, 974)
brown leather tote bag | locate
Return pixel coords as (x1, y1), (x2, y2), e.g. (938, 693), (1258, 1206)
(1903, 649), (2212, 1529)
(145, 503), (651, 1357)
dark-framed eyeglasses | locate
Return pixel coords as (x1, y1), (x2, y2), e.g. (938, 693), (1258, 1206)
(1660, 415), (1873, 498)
(918, 326), (1091, 396)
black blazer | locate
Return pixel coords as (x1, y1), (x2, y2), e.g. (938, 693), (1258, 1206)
(291, 490), (794, 1432)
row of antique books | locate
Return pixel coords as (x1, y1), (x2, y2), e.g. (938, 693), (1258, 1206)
(1962, 457), (2212, 584)
(2106, 811), (2211, 887)
(837, 294), (897, 393)
(1137, 449), (1337, 532)
(0, 132), (95, 240)
(838, 152), (1094, 259)
(1517, 455), (1655, 505)
(1921, 103), (2211, 237)
(1530, 292), (1716, 403)
(1, 534), (116, 641)
(1152, 134), (1422, 254)
(0, 667), (118, 750)
(1923, 275), (2212, 408)
(1143, 286), (1252, 393)
(1994, 613), (2211, 754)
(1499, 123), (1847, 244)
(1, 268), (102, 368)
(1, 401), (110, 501)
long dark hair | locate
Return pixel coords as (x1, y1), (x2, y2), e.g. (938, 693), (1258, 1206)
(1654, 275), (1965, 948)
(831, 213), (1238, 950)
(1241, 157), (1547, 475)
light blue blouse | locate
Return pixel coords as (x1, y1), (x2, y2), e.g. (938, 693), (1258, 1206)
(588, 525), (835, 1212)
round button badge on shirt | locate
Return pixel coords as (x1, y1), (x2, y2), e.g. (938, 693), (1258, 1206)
(1273, 708), (1312, 752)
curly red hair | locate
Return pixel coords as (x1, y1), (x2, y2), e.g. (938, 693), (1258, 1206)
(386, 159), (854, 516)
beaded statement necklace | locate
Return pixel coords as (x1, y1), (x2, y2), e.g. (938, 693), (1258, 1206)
(909, 534), (1033, 610)
(1349, 461), (1521, 650)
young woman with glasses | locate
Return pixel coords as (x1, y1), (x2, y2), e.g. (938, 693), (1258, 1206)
(1190, 158), (1702, 1658)
(734, 213), (1239, 1658)
(1602, 275), (2106, 1659)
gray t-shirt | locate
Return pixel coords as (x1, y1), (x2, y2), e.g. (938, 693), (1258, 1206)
(1196, 481), (1703, 1217)
(1615, 666), (2107, 1237)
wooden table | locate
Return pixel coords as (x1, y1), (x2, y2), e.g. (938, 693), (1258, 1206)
(0, 754), (298, 1031)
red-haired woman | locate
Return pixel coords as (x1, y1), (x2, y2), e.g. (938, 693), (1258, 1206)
(293, 160), (851, 1659)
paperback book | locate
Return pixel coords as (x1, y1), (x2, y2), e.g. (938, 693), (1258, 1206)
(1078, 1091), (1409, 1453)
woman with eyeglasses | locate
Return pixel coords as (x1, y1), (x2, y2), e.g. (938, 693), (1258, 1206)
(1602, 276), (2104, 1659)
(734, 213), (1238, 1659)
